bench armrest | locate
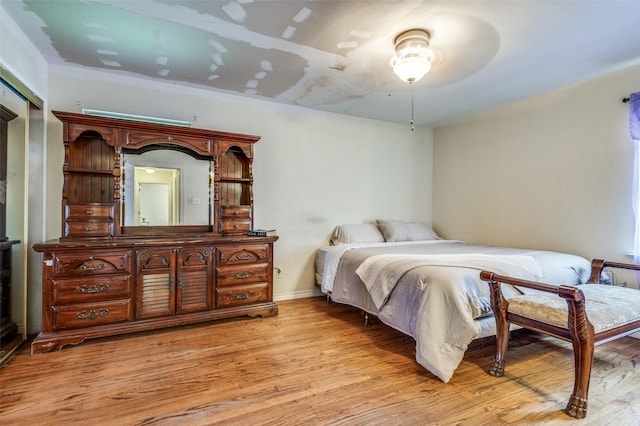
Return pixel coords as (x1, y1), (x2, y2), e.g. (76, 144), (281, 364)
(587, 258), (640, 283)
(479, 270), (582, 301)
(480, 270), (561, 294)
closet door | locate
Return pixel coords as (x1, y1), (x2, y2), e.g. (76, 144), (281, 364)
(0, 77), (32, 364)
(0, 105), (18, 351)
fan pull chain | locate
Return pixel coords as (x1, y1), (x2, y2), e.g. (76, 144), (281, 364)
(410, 81), (415, 131)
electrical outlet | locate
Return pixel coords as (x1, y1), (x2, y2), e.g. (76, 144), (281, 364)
(275, 267), (283, 278)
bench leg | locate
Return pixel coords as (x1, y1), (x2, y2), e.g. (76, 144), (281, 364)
(488, 281), (510, 377)
(488, 314), (509, 376)
(563, 294), (595, 419)
(564, 339), (594, 419)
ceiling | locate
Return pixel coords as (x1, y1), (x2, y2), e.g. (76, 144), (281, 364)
(3, 0), (640, 128)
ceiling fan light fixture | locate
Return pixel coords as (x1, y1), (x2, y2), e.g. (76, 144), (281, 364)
(391, 29), (433, 83)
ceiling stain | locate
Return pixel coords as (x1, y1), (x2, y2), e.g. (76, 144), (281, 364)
(23, 0), (308, 97)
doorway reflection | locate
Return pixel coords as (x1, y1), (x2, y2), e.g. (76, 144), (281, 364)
(135, 167), (179, 226)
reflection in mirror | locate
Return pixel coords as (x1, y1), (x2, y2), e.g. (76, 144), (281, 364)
(122, 149), (211, 226)
(135, 167), (179, 226)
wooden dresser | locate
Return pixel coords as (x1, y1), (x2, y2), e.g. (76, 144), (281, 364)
(32, 111), (277, 353)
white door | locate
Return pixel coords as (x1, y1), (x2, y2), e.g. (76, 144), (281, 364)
(139, 183), (170, 226)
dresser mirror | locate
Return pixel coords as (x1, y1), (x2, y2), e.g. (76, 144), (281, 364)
(121, 148), (213, 228)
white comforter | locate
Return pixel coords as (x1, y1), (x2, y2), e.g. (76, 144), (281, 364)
(355, 253), (542, 382)
(356, 253), (542, 309)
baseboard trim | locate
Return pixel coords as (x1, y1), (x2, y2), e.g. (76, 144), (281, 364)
(274, 289), (323, 302)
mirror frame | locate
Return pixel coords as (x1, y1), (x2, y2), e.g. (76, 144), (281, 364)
(120, 145), (215, 237)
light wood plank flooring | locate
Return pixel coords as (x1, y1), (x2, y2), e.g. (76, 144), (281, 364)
(1, 297), (638, 425)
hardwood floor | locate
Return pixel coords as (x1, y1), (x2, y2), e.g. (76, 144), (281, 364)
(1, 297), (638, 425)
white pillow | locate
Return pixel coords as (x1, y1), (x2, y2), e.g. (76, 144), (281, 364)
(376, 219), (410, 242)
(406, 222), (440, 241)
(330, 224), (385, 245)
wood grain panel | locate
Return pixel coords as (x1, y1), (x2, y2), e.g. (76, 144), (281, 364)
(140, 273), (172, 317)
(178, 270), (209, 312)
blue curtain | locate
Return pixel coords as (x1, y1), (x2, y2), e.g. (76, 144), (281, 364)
(630, 92), (640, 265)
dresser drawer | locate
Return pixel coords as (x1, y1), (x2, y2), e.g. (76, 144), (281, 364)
(53, 299), (132, 330)
(52, 275), (132, 304)
(219, 218), (251, 234)
(219, 205), (252, 219)
(216, 263), (270, 286)
(65, 204), (115, 221)
(216, 283), (269, 308)
(64, 220), (115, 238)
(53, 251), (132, 276)
(217, 245), (269, 265)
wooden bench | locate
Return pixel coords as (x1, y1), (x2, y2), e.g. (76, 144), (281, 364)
(479, 259), (640, 419)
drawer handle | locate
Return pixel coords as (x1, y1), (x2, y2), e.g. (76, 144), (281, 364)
(234, 254), (253, 261)
(76, 284), (109, 294)
(232, 291), (254, 300)
(80, 263), (105, 272)
(76, 308), (109, 320)
(85, 210), (94, 215)
(85, 226), (94, 231)
(234, 224), (239, 229)
(233, 211), (239, 215)
(233, 271), (254, 280)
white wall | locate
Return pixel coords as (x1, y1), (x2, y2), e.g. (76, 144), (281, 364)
(433, 64), (640, 286)
(45, 64), (434, 305)
(0, 8), (48, 99)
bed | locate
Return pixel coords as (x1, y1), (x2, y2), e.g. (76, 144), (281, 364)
(315, 221), (593, 383)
